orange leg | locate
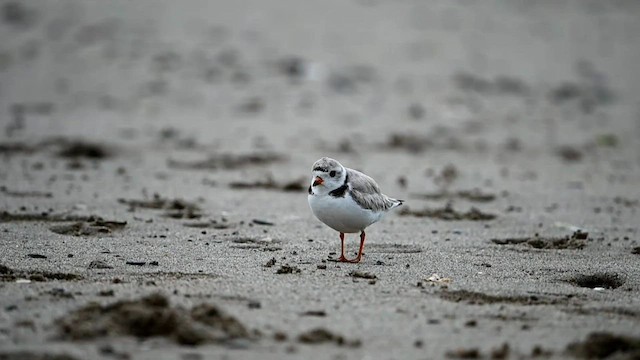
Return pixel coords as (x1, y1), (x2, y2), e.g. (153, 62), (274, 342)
(338, 232), (348, 262)
(337, 231), (366, 263)
(351, 230), (366, 263)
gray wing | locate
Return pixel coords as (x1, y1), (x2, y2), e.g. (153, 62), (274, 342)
(347, 168), (403, 212)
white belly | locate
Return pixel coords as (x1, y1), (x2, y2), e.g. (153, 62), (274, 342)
(308, 194), (382, 233)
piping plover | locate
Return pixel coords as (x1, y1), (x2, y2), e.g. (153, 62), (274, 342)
(307, 157), (404, 263)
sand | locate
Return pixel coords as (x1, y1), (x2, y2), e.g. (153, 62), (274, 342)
(1, 0), (640, 359)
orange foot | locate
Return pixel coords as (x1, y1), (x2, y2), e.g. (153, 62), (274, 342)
(338, 255), (362, 263)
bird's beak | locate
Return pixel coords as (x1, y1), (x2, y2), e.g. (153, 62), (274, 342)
(313, 176), (324, 186)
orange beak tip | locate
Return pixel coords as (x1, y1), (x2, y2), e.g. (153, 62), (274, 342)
(313, 176), (324, 186)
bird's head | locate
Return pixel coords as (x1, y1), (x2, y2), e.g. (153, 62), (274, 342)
(310, 157), (346, 194)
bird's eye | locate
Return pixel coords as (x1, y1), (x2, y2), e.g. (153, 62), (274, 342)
(329, 171), (336, 177)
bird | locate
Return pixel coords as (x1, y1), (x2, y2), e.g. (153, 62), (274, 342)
(307, 157), (404, 263)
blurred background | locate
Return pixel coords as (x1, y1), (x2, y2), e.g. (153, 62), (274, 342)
(1, 0), (639, 199)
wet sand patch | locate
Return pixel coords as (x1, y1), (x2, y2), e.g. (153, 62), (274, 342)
(57, 293), (252, 346)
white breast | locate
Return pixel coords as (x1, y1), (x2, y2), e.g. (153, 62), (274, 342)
(308, 193), (383, 233)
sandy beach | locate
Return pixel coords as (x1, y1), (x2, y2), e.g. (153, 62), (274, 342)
(1, 0), (640, 359)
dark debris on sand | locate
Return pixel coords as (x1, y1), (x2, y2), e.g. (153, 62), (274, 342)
(566, 332), (640, 359)
(183, 220), (235, 230)
(0, 351), (81, 360)
(0, 186), (52, 198)
(384, 130), (465, 154)
(385, 133), (433, 153)
(88, 260), (113, 269)
(118, 194), (203, 219)
(445, 343), (510, 359)
(118, 193), (200, 210)
(57, 293), (252, 346)
(491, 231), (588, 250)
(613, 196), (639, 208)
(453, 72), (531, 97)
(556, 145), (584, 163)
(230, 236), (281, 251)
(297, 328), (361, 347)
(349, 271), (377, 280)
(167, 152), (285, 171)
(0, 211), (94, 223)
(55, 140), (112, 159)
(263, 257), (277, 268)
(548, 82), (614, 115)
(300, 310), (327, 317)
(547, 61), (615, 114)
(0, 263), (83, 282)
(50, 217), (126, 236)
(399, 203), (496, 221)
(276, 265), (301, 274)
(412, 189), (496, 203)
(229, 176), (306, 192)
(445, 347), (480, 359)
(0, 142), (38, 155)
(0, 137), (113, 159)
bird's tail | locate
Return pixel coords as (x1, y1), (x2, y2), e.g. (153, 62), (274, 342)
(390, 198), (404, 210)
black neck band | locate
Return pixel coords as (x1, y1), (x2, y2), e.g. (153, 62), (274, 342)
(328, 173), (349, 197)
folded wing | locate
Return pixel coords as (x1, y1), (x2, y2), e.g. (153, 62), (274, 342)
(347, 168), (403, 212)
